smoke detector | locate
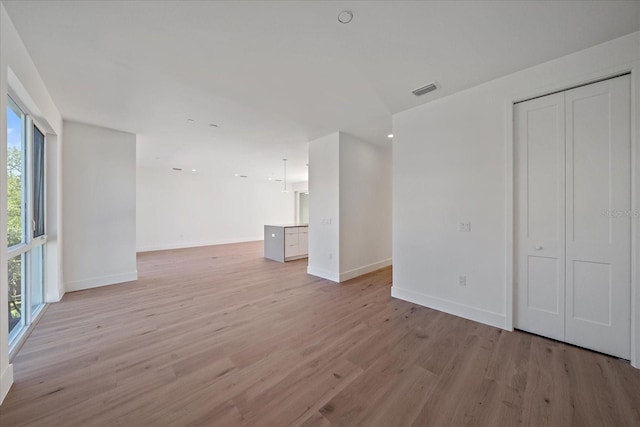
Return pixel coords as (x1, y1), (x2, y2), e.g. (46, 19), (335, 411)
(338, 10), (353, 24)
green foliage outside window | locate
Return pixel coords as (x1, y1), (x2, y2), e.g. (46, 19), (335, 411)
(7, 146), (23, 329)
(7, 146), (22, 247)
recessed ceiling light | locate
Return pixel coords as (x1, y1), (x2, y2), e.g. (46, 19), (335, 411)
(268, 177), (272, 181)
(191, 169), (197, 172)
(209, 123), (218, 127)
(387, 134), (393, 138)
(187, 118), (195, 123)
(234, 173), (239, 177)
(338, 10), (353, 24)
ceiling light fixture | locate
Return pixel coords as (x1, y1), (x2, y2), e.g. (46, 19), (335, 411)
(187, 118), (195, 123)
(338, 10), (353, 24)
(282, 158), (289, 193)
(387, 134), (393, 138)
(412, 82), (438, 97)
(173, 167), (183, 171)
(192, 169), (197, 172)
(209, 123), (218, 127)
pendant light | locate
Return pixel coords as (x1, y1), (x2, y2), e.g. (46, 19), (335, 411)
(282, 158), (289, 193)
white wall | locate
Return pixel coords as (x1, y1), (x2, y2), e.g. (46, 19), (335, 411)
(307, 132), (340, 281)
(392, 32), (640, 365)
(0, 3), (64, 403)
(63, 121), (137, 291)
(307, 132), (392, 282)
(136, 166), (295, 251)
(291, 182), (309, 193)
(339, 133), (392, 281)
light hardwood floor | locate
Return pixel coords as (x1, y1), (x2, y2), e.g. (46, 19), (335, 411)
(1, 241), (640, 426)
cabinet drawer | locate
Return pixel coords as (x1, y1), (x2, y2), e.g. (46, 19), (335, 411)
(285, 233), (298, 245)
(285, 242), (299, 257)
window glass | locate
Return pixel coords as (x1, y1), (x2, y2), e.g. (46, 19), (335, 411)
(7, 98), (25, 248)
(31, 245), (45, 313)
(8, 254), (24, 337)
(33, 125), (45, 237)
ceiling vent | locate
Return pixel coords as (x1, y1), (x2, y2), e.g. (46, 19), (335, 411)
(412, 82), (438, 97)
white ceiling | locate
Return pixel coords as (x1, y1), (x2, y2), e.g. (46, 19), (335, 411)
(3, 0), (639, 183)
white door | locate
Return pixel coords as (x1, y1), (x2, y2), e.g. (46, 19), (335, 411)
(515, 75), (631, 359)
(564, 76), (631, 358)
(515, 92), (566, 342)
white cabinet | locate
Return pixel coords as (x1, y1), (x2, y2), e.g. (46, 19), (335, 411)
(284, 228), (300, 258)
(284, 227), (308, 259)
(298, 227), (308, 255)
(264, 225), (308, 262)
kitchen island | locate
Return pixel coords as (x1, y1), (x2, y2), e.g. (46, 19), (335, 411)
(264, 224), (308, 262)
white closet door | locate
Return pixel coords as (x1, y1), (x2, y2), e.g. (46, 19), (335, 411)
(515, 92), (566, 341)
(564, 75), (631, 359)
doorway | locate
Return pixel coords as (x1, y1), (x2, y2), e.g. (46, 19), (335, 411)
(296, 191), (309, 225)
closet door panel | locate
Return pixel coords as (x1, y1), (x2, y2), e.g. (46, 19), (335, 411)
(565, 75), (631, 359)
(515, 92), (566, 340)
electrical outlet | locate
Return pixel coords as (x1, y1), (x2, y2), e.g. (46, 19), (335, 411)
(458, 275), (467, 286)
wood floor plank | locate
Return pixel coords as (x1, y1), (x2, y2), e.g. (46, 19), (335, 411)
(1, 241), (639, 426)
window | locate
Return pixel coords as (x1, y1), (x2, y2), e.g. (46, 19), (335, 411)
(6, 95), (46, 346)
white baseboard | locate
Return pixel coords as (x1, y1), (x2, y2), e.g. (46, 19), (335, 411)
(391, 286), (507, 330)
(308, 259), (392, 283)
(339, 258), (392, 282)
(0, 363), (13, 405)
(307, 265), (340, 283)
(136, 237), (263, 253)
(65, 271), (138, 292)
